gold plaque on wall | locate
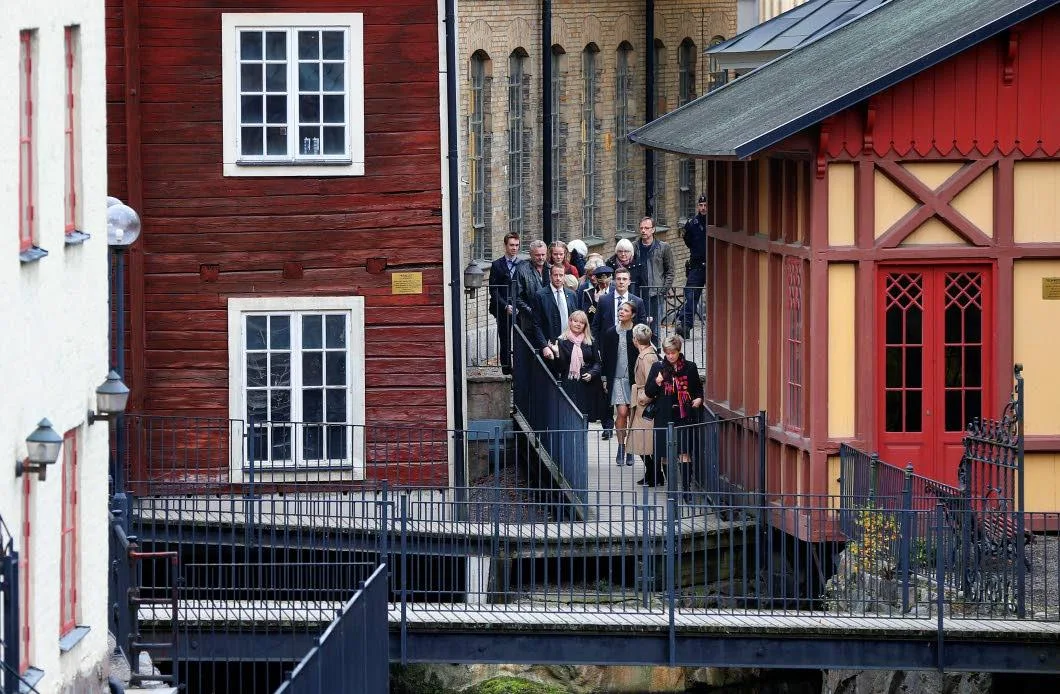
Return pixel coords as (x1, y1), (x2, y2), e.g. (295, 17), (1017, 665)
(1043, 277), (1060, 300)
(392, 272), (423, 295)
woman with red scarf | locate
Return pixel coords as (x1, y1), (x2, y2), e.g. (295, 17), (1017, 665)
(644, 334), (703, 499)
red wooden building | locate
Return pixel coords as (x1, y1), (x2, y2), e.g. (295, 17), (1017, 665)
(106, 1), (457, 486)
(632, 0), (1060, 512)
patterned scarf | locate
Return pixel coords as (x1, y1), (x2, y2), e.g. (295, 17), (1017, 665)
(567, 332), (586, 380)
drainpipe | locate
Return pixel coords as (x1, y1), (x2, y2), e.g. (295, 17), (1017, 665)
(542, 0), (554, 244)
(443, 0), (467, 491)
(645, 0), (656, 217)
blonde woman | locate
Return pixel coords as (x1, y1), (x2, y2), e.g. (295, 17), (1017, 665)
(627, 324), (662, 485)
(547, 310), (602, 415)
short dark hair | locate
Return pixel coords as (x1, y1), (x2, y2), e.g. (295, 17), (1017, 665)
(503, 232), (520, 245)
(614, 267), (631, 278)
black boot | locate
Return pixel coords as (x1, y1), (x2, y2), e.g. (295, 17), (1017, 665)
(681, 463), (695, 503)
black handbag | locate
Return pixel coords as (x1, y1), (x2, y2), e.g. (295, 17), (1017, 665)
(641, 400), (658, 420)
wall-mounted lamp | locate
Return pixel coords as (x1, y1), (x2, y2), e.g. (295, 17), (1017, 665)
(16, 418), (63, 481)
(88, 371), (131, 424)
(463, 261), (484, 296)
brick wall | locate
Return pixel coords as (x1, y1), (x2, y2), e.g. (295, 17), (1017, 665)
(458, 0), (736, 276)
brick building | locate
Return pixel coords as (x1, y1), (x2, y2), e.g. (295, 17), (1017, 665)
(457, 1), (737, 267)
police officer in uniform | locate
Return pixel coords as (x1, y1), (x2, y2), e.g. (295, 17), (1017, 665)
(677, 195), (708, 338)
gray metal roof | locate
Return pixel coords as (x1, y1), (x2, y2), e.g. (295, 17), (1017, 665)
(630, 0), (1058, 159)
(709, 0), (889, 56)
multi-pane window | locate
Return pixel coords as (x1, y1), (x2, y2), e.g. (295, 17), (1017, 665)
(20, 475), (32, 673)
(581, 45), (600, 238)
(60, 428), (79, 636)
(652, 40), (666, 227)
(245, 312), (351, 466)
(784, 258), (804, 430)
(678, 38), (697, 221)
(19, 30), (37, 253)
(550, 47), (566, 240)
(507, 50), (529, 237)
(64, 27), (82, 236)
(615, 44), (634, 236)
(222, 13), (364, 176)
(237, 28), (349, 157)
(469, 51), (490, 259)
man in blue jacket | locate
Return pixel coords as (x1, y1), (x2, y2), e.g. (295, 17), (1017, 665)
(488, 232), (522, 374)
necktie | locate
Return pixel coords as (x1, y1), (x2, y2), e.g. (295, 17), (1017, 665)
(616, 295), (625, 325)
(556, 289), (568, 334)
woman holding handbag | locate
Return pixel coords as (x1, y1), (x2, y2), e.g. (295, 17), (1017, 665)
(627, 324), (662, 486)
(644, 335), (704, 499)
(546, 310), (602, 416)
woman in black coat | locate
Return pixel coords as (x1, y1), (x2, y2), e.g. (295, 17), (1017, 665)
(544, 310), (602, 416)
(644, 334), (704, 497)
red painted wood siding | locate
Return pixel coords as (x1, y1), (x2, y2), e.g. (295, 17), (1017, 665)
(825, 6), (1060, 158)
(106, 2), (446, 432)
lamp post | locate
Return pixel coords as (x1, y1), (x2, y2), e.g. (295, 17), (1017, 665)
(106, 199), (141, 493)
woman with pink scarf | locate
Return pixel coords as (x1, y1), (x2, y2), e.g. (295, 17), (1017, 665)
(546, 310), (602, 415)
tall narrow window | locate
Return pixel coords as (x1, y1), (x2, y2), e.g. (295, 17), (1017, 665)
(550, 47), (566, 240)
(19, 30), (37, 254)
(678, 38), (697, 221)
(20, 475), (32, 673)
(581, 44), (600, 239)
(507, 50), (530, 237)
(652, 40), (666, 227)
(60, 428), (79, 636)
(469, 51), (491, 259)
(64, 27), (82, 237)
(784, 258), (804, 430)
(615, 43), (634, 236)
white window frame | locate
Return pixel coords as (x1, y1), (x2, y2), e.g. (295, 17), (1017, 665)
(227, 296), (366, 482)
(221, 12), (365, 177)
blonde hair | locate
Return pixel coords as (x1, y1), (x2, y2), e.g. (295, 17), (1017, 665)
(662, 334), (683, 353)
(632, 323), (653, 345)
(563, 310), (594, 345)
(584, 256), (603, 275)
(563, 274), (579, 290)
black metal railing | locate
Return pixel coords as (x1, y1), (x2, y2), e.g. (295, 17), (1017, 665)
(273, 563), (389, 694)
(465, 283), (514, 369)
(1, 514), (22, 694)
(512, 324), (589, 507)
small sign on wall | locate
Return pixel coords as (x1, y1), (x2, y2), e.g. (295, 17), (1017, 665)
(392, 272), (424, 295)
(1043, 277), (1060, 300)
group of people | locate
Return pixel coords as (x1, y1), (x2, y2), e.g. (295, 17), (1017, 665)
(486, 198), (710, 492)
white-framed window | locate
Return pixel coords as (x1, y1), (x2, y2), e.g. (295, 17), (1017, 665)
(228, 296), (366, 481)
(221, 13), (365, 177)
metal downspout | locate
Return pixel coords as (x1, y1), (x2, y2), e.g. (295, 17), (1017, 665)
(645, 0), (656, 217)
(542, 0), (553, 244)
(444, 0), (467, 491)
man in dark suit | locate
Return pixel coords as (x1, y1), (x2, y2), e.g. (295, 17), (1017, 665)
(533, 264), (579, 353)
(593, 266), (646, 340)
(488, 232), (522, 374)
(514, 240), (549, 336)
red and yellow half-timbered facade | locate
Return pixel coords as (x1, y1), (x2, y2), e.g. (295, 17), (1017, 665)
(634, 0), (1060, 513)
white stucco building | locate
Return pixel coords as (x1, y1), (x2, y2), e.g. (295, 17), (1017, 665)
(1, 1), (112, 691)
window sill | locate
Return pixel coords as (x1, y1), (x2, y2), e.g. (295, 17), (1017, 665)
(20, 667), (44, 693)
(583, 235), (607, 250)
(19, 246), (48, 264)
(615, 232), (638, 242)
(224, 160), (365, 178)
(64, 230), (91, 246)
(59, 625), (90, 653)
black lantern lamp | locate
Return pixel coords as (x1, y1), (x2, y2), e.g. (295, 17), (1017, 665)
(16, 418), (63, 480)
(463, 261), (484, 296)
(88, 370), (131, 424)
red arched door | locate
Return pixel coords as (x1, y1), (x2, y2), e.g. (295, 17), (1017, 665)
(877, 266), (992, 484)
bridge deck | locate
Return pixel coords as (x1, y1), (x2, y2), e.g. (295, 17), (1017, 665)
(140, 601), (1060, 639)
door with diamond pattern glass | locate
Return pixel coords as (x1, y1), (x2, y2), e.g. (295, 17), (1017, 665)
(877, 267), (992, 484)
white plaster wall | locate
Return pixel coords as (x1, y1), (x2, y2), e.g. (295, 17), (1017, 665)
(0, 2), (111, 691)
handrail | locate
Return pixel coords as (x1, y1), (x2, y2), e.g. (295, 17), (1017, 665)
(512, 324), (586, 418)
